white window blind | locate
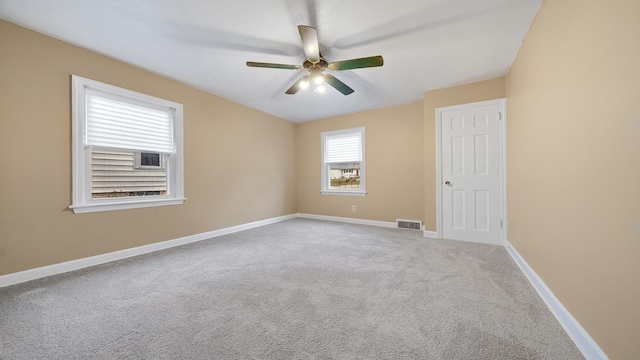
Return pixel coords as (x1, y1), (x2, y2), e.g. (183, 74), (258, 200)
(325, 132), (362, 163)
(86, 89), (175, 154)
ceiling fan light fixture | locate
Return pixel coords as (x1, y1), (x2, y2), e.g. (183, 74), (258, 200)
(314, 74), (324, 85)
(300, 77), (310, 89)
(316, 85), (326, 93)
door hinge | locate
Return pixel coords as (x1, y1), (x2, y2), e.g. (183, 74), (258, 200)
(498, 112), (502, 121)
(500, 220), (503, 228)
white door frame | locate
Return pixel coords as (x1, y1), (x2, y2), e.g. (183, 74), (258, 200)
(434, 98), (508, 245)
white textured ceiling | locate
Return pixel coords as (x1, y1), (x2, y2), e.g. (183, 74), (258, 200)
(0, 0), (541, 122)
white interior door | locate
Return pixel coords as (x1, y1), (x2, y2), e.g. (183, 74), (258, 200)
(439, 101), (503, 245)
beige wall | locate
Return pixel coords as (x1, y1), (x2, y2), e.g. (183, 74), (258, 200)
(423, 78), (506, 230)
(0, 20), (296, 276)
(296, 102), (424, 223)
(506, 0), (640, 358)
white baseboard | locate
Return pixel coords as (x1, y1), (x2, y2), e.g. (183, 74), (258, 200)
(504, 240), (608, 360)
(0, 213), (408, 287)
(0, 214), (297, 288)
(296, 213), (397, 228)
(423, 230), (439, 239)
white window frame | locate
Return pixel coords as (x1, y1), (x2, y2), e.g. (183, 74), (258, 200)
(70, 75), (185, 213)
(320, 127), (366, 196)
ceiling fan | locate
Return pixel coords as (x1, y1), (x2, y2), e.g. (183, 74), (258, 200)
(246, 25), (383, 95)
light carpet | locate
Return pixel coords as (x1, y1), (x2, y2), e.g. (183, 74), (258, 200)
(0, 218), (584, 359)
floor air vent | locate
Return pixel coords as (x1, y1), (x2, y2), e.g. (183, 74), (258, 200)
(396, 219), (422, 230)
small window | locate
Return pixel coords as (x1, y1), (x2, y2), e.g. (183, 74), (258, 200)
(135, 152), (163, 169)
(321, 127), (366, 196)
(70, 75), (185, 213)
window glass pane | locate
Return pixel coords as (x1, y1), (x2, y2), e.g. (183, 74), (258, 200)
(140, 152), (160, 167)
(91, 149), (167, 198)
(328, 162), (361, 190)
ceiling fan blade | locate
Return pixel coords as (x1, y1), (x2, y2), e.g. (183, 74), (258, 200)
(298, 25), (320, 63)
(285, 76), (308, 95)
(328, 55), (384, 71)
(324, 74), (354, 95)
(246, 61), (301, 70)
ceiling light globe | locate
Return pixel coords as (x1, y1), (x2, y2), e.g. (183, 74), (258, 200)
(300, 79), (309, 89)
(314, 75), (324, 85)
(317, 85), (326, 93)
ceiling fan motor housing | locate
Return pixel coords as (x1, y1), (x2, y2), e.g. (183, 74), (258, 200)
(303, 58), (328, 72)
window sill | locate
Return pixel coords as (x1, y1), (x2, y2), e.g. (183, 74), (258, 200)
(69, 197), (186, 214)
(320, 190), (367, 196)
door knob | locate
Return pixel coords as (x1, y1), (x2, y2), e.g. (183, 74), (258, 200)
(445, 181), (451, 186)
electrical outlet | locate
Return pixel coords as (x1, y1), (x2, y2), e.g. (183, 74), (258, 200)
(351, 205), (356, 211)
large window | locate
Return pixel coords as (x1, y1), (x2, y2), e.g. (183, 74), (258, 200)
(70, 75), (184, 213)
(321, 127), (366, 196)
